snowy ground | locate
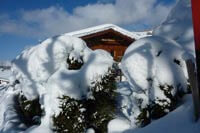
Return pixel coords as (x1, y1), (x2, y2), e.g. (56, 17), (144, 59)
(0, 69), (11, 80)
(0, 69), (11, 89)
(0, 0), (199, 132)
(107, 94), (200, 133)
(124, 95), (200, 133)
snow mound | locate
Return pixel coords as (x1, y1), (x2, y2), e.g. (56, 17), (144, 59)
(12, 35), (113, 100)
(86, 128), (95, 133)
(119, 36), (189, 127)
(124, 95), (200, 133)
(0, 89), (27, 133)
(7, 35), (114, 132)
(108, 118), (131, 133)
(153, 0), (194, 55)
(118, 0), (195, 130)
(12, 35), (89, 99)
(121, 36), (188, 93)
(0, 69), (12, 81)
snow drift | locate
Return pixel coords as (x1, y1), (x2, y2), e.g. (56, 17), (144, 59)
(1, 35), (114, 132)
(124, 95), (200, 133)
(121, 36), (188, 94)
(12, 35), (113, 100)
(119, 0), (197, 132)
(153, 0), (194, 55)
(119, 36), (189, 128)
(0, 0), (198, 132)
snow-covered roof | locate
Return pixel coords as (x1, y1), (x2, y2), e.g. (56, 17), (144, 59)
(65, 24), (142, 40)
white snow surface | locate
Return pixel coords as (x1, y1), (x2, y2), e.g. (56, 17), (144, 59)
(6, 35), (114, 132)
(124, 95), (200, 133)
(0, 69), (11, 88)
(117, 0), (197, 132)
(12, 35), (113, 100)
(153, 0), (194, 55)
(119, 36), (190, 128)
(66, 24), (145, 40)
(132, 30), (152, 39)
(0, 0), (198, 132)
(0, 87), (28, 133)
(0, 69), (12, 81)
(108, 118), (131, 133)
(121, 36), (188, 94)
(0, 61), (11, 68)
(86, 128), (95, 133)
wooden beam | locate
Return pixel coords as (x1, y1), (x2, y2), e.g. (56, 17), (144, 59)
(186, 59), (200, 121)
(191, 0), (200, 121)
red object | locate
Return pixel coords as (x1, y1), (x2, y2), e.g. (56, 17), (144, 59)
(191, 0), (200, 121)
(191, 0), (200, 50)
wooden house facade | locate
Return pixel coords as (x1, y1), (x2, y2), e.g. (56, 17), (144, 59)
(67, 24), (138, 61)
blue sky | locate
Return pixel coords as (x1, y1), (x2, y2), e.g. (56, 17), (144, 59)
(0, 0), (176, 61)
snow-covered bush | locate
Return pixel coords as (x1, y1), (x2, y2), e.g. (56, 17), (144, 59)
(4, 35), (115, 132)
(86, 68), (117, 132)
(52, 67), (117, 133)
(52, 96), (87, 133)
(150, 84), (177, 119)
(116, 0), (194, 130)
(120, 36), (189, 127)
(12, 35), (91, 100)
(17, 93), (43, 126)
(135, 108), (150, 127)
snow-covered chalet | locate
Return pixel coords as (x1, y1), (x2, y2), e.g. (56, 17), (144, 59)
(67, 24), (151, 61)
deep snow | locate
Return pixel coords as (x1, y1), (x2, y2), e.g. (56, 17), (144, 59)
(124, 95), (200, 133)
(0, 69), (12, 81)
(1, 35), (114, 132)
(117, 0), (199, 132)
(0, 0), (199, 132)
(121, 36), (188, 93)
(153, 0), (194, 56)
